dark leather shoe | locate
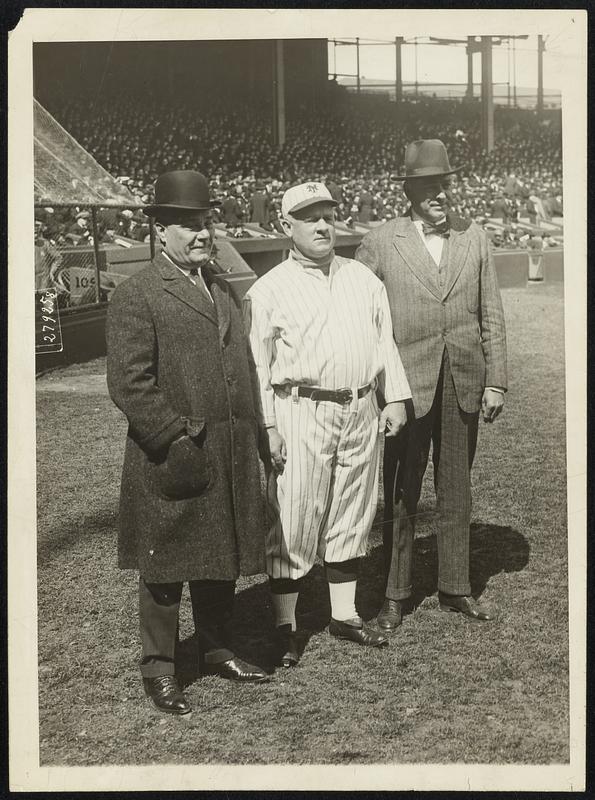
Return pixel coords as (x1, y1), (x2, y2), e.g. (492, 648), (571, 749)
(277, 624), (300, 668)
(204, 656), (270, 682)
(377, 598), (403, 631)
(143, 675), (192, 715)
(438, 592), (493, 621)
(329, 617), (389, 647)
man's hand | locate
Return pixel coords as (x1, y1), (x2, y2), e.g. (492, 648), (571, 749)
(267, 427), (287, 473)
(379, 401), (408, 438)
(482, 389), (505, 423)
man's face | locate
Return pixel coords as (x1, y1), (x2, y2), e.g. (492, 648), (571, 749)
(282, 201), (336, 260)
(406, 176), (452, 223)
(156, 210), (214, 267)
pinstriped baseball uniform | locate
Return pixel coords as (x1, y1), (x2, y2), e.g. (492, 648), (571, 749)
(245, 252), (411, 579)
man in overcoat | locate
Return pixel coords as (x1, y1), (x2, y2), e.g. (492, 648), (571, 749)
(106, 170), (268, 716)
(356, 140), (507, 630)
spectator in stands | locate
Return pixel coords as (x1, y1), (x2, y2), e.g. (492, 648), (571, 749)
(491, 192), (511, 224)
(42, 90), (563, 238)
(249, 182), (272, 230)
(221, 188), (246, 237)
(358, 187), (374, 223)
(34, 221), (63, 290)
(66, 211), (92, 246)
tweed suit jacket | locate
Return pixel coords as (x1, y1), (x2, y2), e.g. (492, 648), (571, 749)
(356, 214), (507, 419)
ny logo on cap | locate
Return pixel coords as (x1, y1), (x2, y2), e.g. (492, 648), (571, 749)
(306, 184), (318, 193)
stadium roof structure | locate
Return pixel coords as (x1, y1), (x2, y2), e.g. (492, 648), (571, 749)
(34, 99), (141, 208)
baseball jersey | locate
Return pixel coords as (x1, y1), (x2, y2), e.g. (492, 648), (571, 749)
(245, 252), (411, 427)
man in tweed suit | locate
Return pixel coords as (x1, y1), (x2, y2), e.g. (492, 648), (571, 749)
(356, 140), (507, 629)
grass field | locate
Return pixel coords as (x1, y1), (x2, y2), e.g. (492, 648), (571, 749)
(35, 282), (568, 766)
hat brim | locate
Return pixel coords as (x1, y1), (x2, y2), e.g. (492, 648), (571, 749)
(392, 166), (463, 182)
(285, 197), (339, 216)
(143, 200), (220, 217)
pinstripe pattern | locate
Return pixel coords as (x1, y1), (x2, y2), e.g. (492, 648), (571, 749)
(383, 352), (478, 599)
(356, 215), (507, 419)
(244, 253), (410, 427)
(245, 252), (411, 579)
(266, 391), (380, 578)
(357, 214), (507, 600)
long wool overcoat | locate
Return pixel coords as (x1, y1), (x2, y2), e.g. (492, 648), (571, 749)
(106, 252), (266, 583)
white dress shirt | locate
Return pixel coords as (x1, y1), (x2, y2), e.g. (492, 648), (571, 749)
(412, 216), (446, 266)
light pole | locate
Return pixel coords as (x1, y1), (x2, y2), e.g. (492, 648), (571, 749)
(480, 36), (494, 152)
(466, 36), (474, 100)
(537, 34), (545, 114)
(395, 36), (403, 105)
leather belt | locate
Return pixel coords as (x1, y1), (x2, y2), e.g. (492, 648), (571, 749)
(294, 383), (373, 405)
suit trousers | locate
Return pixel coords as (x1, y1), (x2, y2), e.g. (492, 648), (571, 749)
(383, 350), (479, 600)
(139, 577), (235, 678)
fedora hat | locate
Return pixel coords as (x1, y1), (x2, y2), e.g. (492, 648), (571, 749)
(143, 170), (219, 217)
(393, 139), (462, 181)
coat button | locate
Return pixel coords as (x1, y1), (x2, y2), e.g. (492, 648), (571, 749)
(231, 415), (237, 424)
(226, 376), (233, 385)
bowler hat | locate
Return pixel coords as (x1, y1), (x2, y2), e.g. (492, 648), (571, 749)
(143, 170), (218, 217)
(393, 139), (462, 181)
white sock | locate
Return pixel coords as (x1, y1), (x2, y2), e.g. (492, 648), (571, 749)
(328, 580), (358, 621)
(271, 592), (298, 631)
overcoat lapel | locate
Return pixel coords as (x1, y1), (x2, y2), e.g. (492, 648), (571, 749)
(392, 217), (442, 300)
(156, 252), (218, 325)
(442, 227), (470, 300)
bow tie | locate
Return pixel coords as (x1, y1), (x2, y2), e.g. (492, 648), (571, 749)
(421, 220), (450, 237)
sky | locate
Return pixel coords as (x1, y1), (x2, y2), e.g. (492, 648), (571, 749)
(328, 34), (568, 94)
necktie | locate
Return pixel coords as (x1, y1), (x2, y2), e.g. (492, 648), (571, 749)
(422, 220), (450, 238)
(186, 267), (213, 302)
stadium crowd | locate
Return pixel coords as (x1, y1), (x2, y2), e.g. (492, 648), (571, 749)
(35, 90), (563, 250)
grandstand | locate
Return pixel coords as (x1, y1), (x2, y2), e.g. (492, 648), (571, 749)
(33, 38), (563, 368)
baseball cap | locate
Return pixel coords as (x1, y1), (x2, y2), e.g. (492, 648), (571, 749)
(281, 182), (339, 218)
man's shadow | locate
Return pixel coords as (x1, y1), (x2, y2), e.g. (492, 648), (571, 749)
(357, 521), (531, 619)
(176, 522), (530, 682)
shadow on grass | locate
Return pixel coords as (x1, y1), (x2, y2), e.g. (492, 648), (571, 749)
(176, 521), (529, 685)
(37, 508), (118, 563)
(357, 521), (530, 618)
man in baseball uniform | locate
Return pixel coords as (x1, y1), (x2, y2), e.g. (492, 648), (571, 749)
(244, 182), (412, 666)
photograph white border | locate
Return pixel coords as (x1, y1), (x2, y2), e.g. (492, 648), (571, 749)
(8, 8), (587, 792)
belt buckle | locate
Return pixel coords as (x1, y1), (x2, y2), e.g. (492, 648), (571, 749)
(335, 387), (353, 405)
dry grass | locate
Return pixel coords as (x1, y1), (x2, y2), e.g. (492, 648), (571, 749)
(36, 282), (568, 765)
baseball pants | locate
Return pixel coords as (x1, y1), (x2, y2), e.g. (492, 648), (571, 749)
(267, 388), (380, 579)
